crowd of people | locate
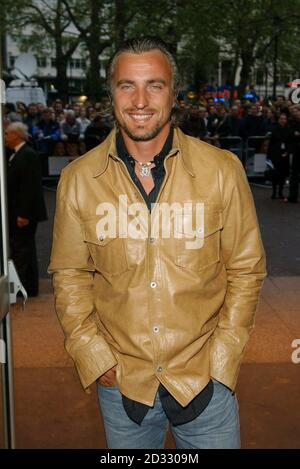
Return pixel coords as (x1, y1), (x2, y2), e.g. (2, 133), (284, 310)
(3, 92), (300, 202)
(4, 99), (112, 159)
(177, 94), (300, 203)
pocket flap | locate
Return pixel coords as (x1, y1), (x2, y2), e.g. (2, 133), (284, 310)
(175, 209), (222, 239)
(82, 219), (118, 246)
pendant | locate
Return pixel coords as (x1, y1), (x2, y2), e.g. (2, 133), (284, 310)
(140, 165), (152, 177)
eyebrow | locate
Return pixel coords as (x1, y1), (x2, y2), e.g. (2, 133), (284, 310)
(116, 78), (167, 87)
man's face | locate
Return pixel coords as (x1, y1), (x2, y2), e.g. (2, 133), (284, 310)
(54, 102), (63, 112)
(5, 129), (20, 149)
(28, 105), (37, 116)
(42, 111), (51, 122)
(278, 114), (287, 126)
(111, 50), (175, 141)
(37, 103), (45, 113)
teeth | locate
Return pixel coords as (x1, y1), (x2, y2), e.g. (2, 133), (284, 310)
(130, 114), (152, 120)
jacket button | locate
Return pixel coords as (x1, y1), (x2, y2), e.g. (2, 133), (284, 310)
(99, 235), (104, 241)
(157, 366), (163, 373)
(149, 237), (156, 243)
(150, 281), (157, 289)
(153, 326), (160, 333)
(197, 227), (204, 235)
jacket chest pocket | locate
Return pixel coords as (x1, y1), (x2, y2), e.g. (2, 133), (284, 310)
(175, 210), (222, 272)
(82, 219), (129, 276)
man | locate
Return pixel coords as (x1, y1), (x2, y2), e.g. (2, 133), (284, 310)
(5, 122), (47, 296)
(84, 115), (111, 151)
(49, 37), (266, 449)
(286, 106), (300, 203)
(32, 108), (60, 156)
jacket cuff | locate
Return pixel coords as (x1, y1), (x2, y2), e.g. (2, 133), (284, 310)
(72, 338), (117, 389)
(210, 341), (244, 391)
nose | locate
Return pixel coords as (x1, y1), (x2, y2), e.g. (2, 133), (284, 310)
(132, 86), (149, 109)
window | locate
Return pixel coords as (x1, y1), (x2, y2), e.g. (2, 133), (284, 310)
(9, 56), (15, 68)
(51, 58), (56, 68)
(36, 57), (47, 68)
(69, 59), (87, 70)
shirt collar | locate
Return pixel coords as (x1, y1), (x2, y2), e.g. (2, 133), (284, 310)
(14, 141), (26, 153)
(116, 127), (174, 168)
(92, 127), (194, 178)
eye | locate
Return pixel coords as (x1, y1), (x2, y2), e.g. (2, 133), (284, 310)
(120, 84), (133, 90)
(150, 84), (163, 90)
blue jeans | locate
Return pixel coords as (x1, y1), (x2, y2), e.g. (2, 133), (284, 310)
(97, 379), (240, 449)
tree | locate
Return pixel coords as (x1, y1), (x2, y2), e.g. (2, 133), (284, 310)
(205, 0), (300, 98)
(5, 0), (300, 102)
(62, 0), (114, 102)
(7, 0), (83, 100)
(0, 0), (26, 73)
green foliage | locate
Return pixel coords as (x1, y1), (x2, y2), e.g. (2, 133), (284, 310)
(3, 0), (300, 97)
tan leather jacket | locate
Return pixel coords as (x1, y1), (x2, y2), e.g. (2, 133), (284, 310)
(48, 128), (266, 407)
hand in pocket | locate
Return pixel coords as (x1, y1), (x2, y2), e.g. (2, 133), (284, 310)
(98, 366), (117, 387)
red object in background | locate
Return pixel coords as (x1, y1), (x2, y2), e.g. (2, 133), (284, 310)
(287, 80), (300, 87)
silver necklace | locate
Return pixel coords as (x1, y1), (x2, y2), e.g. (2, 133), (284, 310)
(132, 158), (155, 177)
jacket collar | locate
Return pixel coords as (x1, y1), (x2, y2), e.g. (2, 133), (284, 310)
(14, 141), (26, 154)
(92, 126), (195, 178)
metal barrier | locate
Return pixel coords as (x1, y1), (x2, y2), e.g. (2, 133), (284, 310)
(38, 139), (87, 180)
(218, 137), (244, 163)
(39, 134), (271, 182)
(244, 135), (270, 180)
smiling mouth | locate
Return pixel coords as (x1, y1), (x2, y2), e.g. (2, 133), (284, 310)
(128, 113), (153, 123)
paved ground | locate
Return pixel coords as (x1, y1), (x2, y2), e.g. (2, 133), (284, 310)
(10, 180), (300, 448)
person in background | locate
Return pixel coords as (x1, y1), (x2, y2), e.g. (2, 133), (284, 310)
(76, 107), (91, 135)
(32, 108), (61, 156)
(60, 110), (82, 142)
(286, 107), (300, 203)
(84, 115), (110, 151)
(5, 122), (47, 296)
(24, 103), (39, 131)
(267, 113), (293, 200)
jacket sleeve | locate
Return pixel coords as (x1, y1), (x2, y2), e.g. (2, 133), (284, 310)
(48, 168), (117, 389)
(209, 153), (267, 390)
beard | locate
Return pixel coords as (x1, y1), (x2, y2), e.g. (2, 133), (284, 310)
(114, 109), (172, 142)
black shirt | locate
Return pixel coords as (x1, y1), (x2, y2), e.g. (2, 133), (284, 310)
(116, 128), (173, 211)
(116, 128), (213, 425)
